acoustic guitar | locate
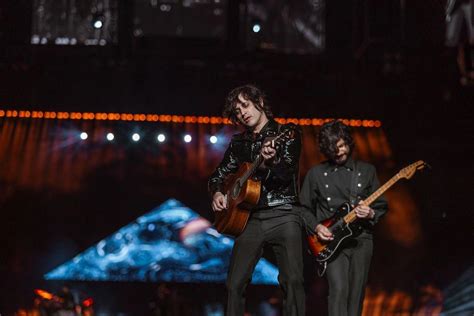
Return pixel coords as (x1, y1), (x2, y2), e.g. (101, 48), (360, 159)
(213, 128), (295, 236)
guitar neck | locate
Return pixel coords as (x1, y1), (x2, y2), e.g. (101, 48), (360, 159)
(238, 130), (292, 184)
(343, 172), (400, 224)
(241, 155), (264, 183)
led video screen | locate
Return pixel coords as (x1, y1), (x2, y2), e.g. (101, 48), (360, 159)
(45, 199), (279, 284)
(31, 0), (118, 45)
(244, 0), (325, 54)
(133, 0), (228, 39)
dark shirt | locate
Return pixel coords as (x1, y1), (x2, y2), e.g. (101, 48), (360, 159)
(299, 157), (388, 236)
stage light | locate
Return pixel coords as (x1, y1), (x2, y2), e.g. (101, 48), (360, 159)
(157, 134), (166, 143)
(92, 13), (105, 29)
(83, 298), (94, 307)
(80, 132), (88, 140)
(184, 135), (192, 143)
(160, 4), (172, 12)
(106, 133), (114, 141)
(132, 133), (140, 142)
(210, 136), (218, 144)
(93, 20), (103, 29)
(35, 289), (54, 300)
(252, 24), (261, 33)
(0, 108), (382, 128)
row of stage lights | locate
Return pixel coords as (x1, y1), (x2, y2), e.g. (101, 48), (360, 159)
(0, 110), (382, 128)
(79, 132), (219, 144)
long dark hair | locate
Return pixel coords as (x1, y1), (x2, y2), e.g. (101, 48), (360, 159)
(319, 120), (355, 160)
(223, 84), (273, 124)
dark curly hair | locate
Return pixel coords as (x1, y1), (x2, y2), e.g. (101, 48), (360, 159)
(319, 120), (355, 161)
(223, 84), (273, 124)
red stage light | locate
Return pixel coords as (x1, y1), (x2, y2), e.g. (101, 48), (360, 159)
(83, 298), (94, 307)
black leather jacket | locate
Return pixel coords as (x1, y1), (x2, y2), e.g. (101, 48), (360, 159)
(208, 120), (301, 209)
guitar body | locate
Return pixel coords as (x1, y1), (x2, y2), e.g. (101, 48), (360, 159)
(307, 202), (356, 262)
(213, 162), (261, 236)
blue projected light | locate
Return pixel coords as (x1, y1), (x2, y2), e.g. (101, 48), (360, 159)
(45, 199), (278, 284)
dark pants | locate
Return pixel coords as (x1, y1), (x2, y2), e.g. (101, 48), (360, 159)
(326, 237), (373, 316)
(226, 214), (305, 316)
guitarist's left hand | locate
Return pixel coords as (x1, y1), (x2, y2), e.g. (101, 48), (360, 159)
(354, 202), (375, 219)
(261, 140), (277, 162)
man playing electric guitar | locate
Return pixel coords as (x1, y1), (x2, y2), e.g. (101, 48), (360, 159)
(299, 120), (388, 316)
(208, 84), (305, 316)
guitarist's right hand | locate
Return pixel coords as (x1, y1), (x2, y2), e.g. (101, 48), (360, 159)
(316, 224), (334, 241)
(212, 192), (227, 212)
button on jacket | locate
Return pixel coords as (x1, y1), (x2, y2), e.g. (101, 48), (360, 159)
(208, 119), (301, 209)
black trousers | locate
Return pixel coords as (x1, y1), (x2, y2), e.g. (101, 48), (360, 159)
(226, 213), (305, 316)
(326, 237), (373, 316)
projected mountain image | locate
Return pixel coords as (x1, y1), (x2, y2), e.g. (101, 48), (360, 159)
(45, 199), (278, 284)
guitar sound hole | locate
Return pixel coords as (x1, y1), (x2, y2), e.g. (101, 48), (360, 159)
(232, 180), (242, 199)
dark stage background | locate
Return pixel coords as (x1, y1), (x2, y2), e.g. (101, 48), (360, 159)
(0, 0), (473, 315)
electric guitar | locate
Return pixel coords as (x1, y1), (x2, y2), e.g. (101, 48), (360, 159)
(213, 128), (295, 237)
(308, 160), (428, 263)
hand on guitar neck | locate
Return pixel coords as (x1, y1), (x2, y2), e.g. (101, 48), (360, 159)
(260, 139), (277, 165)
(353, 202), (375, 219)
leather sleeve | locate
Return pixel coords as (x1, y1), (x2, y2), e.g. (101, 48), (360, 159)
(264, 123), (301, 181)
(208, 138), (240, 196)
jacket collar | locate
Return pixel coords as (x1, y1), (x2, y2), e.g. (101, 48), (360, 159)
(240, 119), (278, 140)
(325, 157), (356, 172)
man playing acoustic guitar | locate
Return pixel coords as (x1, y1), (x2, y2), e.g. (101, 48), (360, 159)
(299, 120), (388, 316)
(208, 84), (305, 316)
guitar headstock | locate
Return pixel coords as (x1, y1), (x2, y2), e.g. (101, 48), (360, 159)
(398, 160), (427, 180)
